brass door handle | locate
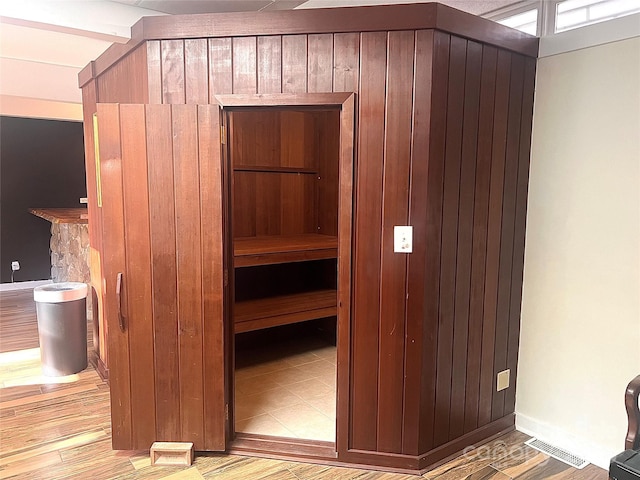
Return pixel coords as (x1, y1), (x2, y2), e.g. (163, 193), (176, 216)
(116, 272), (125, 332)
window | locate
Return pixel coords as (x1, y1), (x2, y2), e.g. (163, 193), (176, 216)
(497, 7), (539, 35)
(555, 0), (640, 32)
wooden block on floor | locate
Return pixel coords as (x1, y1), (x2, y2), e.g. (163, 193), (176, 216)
(150, 442), (194, 467)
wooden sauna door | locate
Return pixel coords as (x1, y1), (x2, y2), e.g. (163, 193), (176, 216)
(96, 103), (229, 451)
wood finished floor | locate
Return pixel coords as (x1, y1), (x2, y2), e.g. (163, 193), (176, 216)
(0, 289), (608, 479)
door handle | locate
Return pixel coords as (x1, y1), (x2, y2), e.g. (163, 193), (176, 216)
(116, 272), (125, 332)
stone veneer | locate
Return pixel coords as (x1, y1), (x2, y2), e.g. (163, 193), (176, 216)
(50, 223), (91, 283)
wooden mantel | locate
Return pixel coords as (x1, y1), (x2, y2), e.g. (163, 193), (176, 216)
(29, 208), (88, 224)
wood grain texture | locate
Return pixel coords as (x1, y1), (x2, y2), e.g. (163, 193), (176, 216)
(479, 49), (511, 427)
(119, 104), (156, 447)
(449, 39), (482, 441)
(433, 34), (466, 448)
(146, 105), (181, 442)
(97, 44), (148, 103)
(146, 40), (162, 104)
(185, 39), (209, 104)
(258, 36), (282, 94)
(209, 37), (233, 96)
(171, 105), (205, 445)
(282, 35), (308, 94)
(161, 40), (186, 103)
(350, 30), (387, 452)
(377, 30), (414, 455)
(233, 37), (257, 94)
(308, 34), (333, 93)
(492, 53), (524, 421)
(333, 33), (360, 93)
(197, 105), (227, 451)
(464, 45), (498, 434)
(504, 57), (536, 416)
(96, 103), (131, 448)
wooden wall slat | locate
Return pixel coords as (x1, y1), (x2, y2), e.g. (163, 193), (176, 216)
(172, 105), (205, 445)
(350, 31), (387, 451)
(316, 110), (341, 236)
(418, 30), (450, 454)
(147, 41), (162, 104)
(433, 35), (466, 448)
(232, 37), (257, 94)
(161, 40), (186, 103)
(308, 34), (333, 93)
(185, 39), (209, 104)
(376, 30), (414, 454)
(209, 38), (233, 96)
(96, 103), (132, 448)
(478, 49), (511, 427)
(448, 39), (482, 441)
(197, 105), (227, 450)
(333, 33), (360, 93)
(282, 35), (308, 93)
(403, 29), (434, 456)
(98, 45), (149, 103)
(504, 57), (536, 415)
(257, 36), (282, 94)
(464, 45), (498, 434)
(119, 105), (156, 446)
(146, 105), (181, 441)
(492, 54), (524, 421)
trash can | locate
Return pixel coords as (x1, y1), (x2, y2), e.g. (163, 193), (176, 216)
(34, 282), (88, 376)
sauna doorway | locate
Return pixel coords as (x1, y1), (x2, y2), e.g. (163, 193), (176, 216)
(226, 100), (348, 444)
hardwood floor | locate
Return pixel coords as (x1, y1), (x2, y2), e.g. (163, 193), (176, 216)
(0, 289), (608, 479)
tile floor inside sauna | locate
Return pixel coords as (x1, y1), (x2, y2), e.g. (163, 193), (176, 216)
(234, 332), (336, 442)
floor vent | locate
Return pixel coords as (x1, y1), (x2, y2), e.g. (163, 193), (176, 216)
(525, 438), (589, 469)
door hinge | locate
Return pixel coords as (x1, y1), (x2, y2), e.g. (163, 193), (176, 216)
(220, 125), (226, 145)
(225, 403), (229, 421)
(224, 269), (228, 287)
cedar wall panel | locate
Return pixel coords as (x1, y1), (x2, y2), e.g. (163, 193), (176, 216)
(141, 30), (534, 456)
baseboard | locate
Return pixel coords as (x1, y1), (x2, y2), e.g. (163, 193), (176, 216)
(516, 412), (612, 470)
(89, 351), (109, 382)
(0, 280), (51, 292)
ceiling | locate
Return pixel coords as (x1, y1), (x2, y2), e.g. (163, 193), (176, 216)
(0, 0), (520, 121)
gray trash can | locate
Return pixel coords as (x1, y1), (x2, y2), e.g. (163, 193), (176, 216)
(34, 282), (88, 376)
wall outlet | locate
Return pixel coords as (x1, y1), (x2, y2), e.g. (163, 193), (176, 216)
(394, 226), (413, 253)
(11, 261), (20, 271)
(497, 369), (510, 391)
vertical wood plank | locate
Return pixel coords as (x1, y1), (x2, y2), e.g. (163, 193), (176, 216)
(233, 37), (257, 94)
(504, 57), (536, 415)
(350, 31), (387, 451)
(172, 105), (205, 445)
(478, 49), (511, 427)
(185, 39), (209, 104)
(209, 38), (233, 96)
(308, 34), (333, 93)
(433, 35), (466, 448)
(147, 41), (162, 104)
(403, 29), (434, 456)
(316, 110), (340, 236)
(257, 36), (282, 94)
(336, 94), (356, 457)
(448, 40), (482, 440)
(119, 105), (156, 447)
(464, 45), (498, 434)
(418, 31), (450, 454)
(198, 105), (227, 450)
(161, 40), (186, 104)
(492, 53), (524, 421)
(96, 103), (131, 448)
(377, 30), (414, 454)
(333, 33), (360, 93)
(282, 35), (308, 93)
(146, 105), (181, 441)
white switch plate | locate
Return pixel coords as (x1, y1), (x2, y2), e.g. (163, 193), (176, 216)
(497, 369), (510, 391)
(394, 226), (413, 253)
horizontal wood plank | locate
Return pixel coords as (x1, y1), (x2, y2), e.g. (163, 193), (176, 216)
(234, 234), (337, 267)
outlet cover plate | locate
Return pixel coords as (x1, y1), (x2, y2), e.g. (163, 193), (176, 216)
(394, 226), (413, 253)
(11, 261), (20, 271)
(497, 369), (510, 391)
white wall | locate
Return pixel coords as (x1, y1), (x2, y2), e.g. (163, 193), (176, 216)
(517, 35), (640, 469)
